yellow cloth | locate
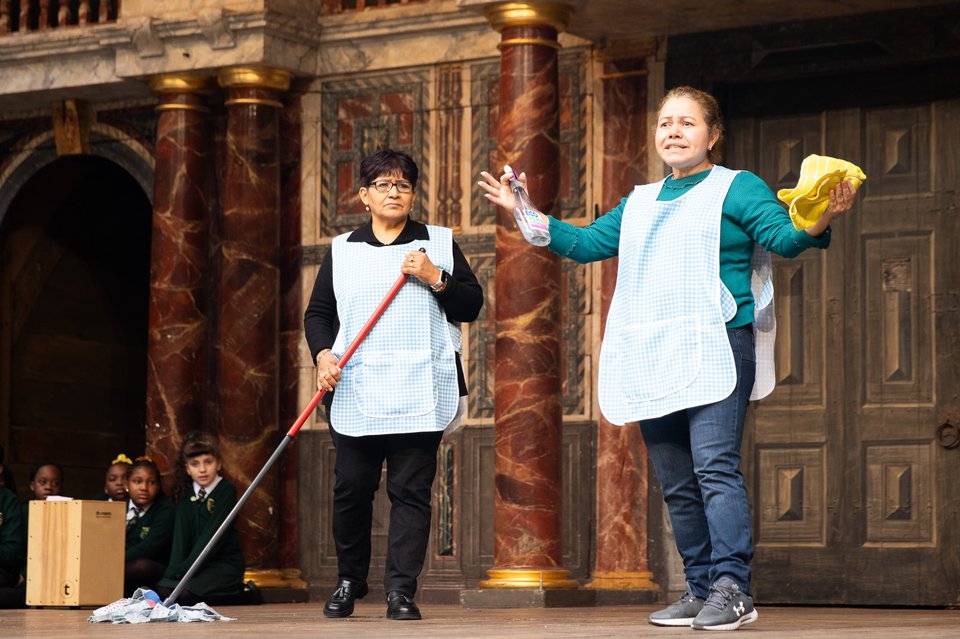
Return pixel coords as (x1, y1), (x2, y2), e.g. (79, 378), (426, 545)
(777, 154), (866, 230)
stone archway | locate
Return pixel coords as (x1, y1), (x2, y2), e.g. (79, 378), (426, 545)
(0, 154), (152, 500)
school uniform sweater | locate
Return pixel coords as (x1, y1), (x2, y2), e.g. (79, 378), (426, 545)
(0, 487), (25, 580)
(158, 479), (244, 597)
(125, 494), (175, 564)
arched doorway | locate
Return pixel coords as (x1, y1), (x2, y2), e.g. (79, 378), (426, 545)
(0, 155), (152, 501)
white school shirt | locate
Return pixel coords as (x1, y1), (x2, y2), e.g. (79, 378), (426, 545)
(330, 226), (459, 436)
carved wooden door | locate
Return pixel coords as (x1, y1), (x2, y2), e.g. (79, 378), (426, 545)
(729, 99), (960, 605)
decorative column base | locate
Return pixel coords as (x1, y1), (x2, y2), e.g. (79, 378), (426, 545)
(461, 568), (594, 608)
(480, 568), (579, 589)
(584, 570), (661, 606)
(243, 568), (309, 603)
(585, 570), (658, 590)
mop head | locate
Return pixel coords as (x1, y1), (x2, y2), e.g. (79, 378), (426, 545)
(88, 588), (236, 623)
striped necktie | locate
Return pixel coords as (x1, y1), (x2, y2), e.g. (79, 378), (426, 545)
(197, 488), (207, 502)
(127, 505), (143, 529)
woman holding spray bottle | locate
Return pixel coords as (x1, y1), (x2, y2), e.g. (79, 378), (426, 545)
(479, 86), (858, 631)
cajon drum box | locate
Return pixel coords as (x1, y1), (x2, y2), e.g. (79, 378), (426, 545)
(26, 500), (125, 606)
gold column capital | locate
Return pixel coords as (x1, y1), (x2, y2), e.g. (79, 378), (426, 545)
(147, 74), (212, 94)
(483, 1), (575, 33)
(217, 66), (294, 92)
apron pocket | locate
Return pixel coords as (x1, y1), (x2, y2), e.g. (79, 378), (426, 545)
(621, 315), (702, 402)
(356, 349), (438, 418)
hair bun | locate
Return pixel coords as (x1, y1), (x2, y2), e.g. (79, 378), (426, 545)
(112, 453), (134, 465)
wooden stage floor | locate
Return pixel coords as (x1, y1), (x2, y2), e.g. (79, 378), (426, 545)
(3, 602), (959, 638)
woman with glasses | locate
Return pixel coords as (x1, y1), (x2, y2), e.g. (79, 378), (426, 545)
(304, 148), (483, 621)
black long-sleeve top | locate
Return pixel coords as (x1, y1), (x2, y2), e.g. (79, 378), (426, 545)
(304, 219), (483, 402)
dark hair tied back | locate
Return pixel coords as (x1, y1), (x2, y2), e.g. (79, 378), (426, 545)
(659, 85), (725, 165)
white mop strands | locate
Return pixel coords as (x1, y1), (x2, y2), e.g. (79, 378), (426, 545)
(88, 588), (236, 623)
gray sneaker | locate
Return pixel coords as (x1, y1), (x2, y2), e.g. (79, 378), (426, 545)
(692, 577), (758, 631)
(649, 590), (705, 627)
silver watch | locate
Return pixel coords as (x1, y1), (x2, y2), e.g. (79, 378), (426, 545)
(430, 270), (448, 292)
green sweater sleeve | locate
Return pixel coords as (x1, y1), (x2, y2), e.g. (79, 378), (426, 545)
(547, 197), (626, 263)
(728, 171), (831, 256)
(0, 487), (25, 573)
(125, 495), (176, 562)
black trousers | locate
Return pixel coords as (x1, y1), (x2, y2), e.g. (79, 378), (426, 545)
(329, 425), (443, 597)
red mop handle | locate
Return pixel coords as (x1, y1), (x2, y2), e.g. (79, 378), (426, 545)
(286, 248), (424, 438)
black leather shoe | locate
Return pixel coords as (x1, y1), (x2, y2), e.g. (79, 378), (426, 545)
(386, 590), (421, 620)
(323, 578), (368, 618)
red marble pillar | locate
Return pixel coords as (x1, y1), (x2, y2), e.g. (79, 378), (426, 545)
(145, 75), (211, 486)
(216, 66), (291, 571)
(480, 2), (577, 590)
(277, 90), (303, 574)
(586, 55), (657, 592)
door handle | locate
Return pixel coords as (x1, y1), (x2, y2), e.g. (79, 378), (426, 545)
(936, 420), (959, 449)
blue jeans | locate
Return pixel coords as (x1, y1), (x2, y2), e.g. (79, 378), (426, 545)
(639, 326), (756, 598)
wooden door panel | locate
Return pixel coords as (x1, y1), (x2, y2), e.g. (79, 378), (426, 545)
(731, 99), (960, 605)
(860, 231), (934, 406)
(755, 446), (826, 546)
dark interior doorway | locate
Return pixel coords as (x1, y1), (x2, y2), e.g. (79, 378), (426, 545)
(1, 155), (152, 502)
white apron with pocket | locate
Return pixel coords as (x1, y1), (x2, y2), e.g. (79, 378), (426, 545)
(330, 226), (459, 436)
(599, 166), (752, 425)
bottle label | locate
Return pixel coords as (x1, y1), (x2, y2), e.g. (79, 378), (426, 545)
(521, 208), (549, 232)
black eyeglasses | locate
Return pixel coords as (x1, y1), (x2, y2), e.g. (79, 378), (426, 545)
(368, 179), (414, 194)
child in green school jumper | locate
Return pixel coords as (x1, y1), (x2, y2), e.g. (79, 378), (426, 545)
(155, 433), (260, 606)
(0, 484), (26, 608)
(92, 453), (133, 502)
(124, 457), (175, 596)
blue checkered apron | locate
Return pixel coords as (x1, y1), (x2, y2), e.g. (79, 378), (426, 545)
(598, 166), (740, 425)
(330, 226), (459, 436)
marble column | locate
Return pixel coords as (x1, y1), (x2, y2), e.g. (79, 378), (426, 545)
(277, 90), (304, 577)
(480, 1), (577, 590)
(216, 66), (291, 571)
(585, 54), (658, 594)
(145, 75), (211, 486)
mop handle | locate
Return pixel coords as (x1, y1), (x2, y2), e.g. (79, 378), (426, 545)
(285, 247), (424, 438)
(162, 249), (423, 607)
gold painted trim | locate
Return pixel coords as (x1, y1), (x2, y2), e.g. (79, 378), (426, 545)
(598, 69), (649, 80)
(225, 98), (285, 109)
(497, 37), (561, 51)
(479, 568), (579, 589)
(218, 67), (293, 91)
(243, 568), (308, 589)
(484, 2), (574, 33)
(147, 75), (211, 94)
(155, 103), (211, 114)
(584, 570), (660, 590)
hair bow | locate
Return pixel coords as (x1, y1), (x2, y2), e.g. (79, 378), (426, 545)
(112, 453), (134, 465)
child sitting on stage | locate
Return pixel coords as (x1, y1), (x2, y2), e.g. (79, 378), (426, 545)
(155, 432), (261, 606)
(93, 454), (133, 502)
(123, 456), (175, 596)
(27, 462), (62, 501)
(0, 482), (25, 608)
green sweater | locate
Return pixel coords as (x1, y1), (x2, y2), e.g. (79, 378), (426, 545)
(125, 493), (175, 564)
(0, 486), (25, 577)
(158, 479), (244, 597)
(548, 168), (831, 327)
